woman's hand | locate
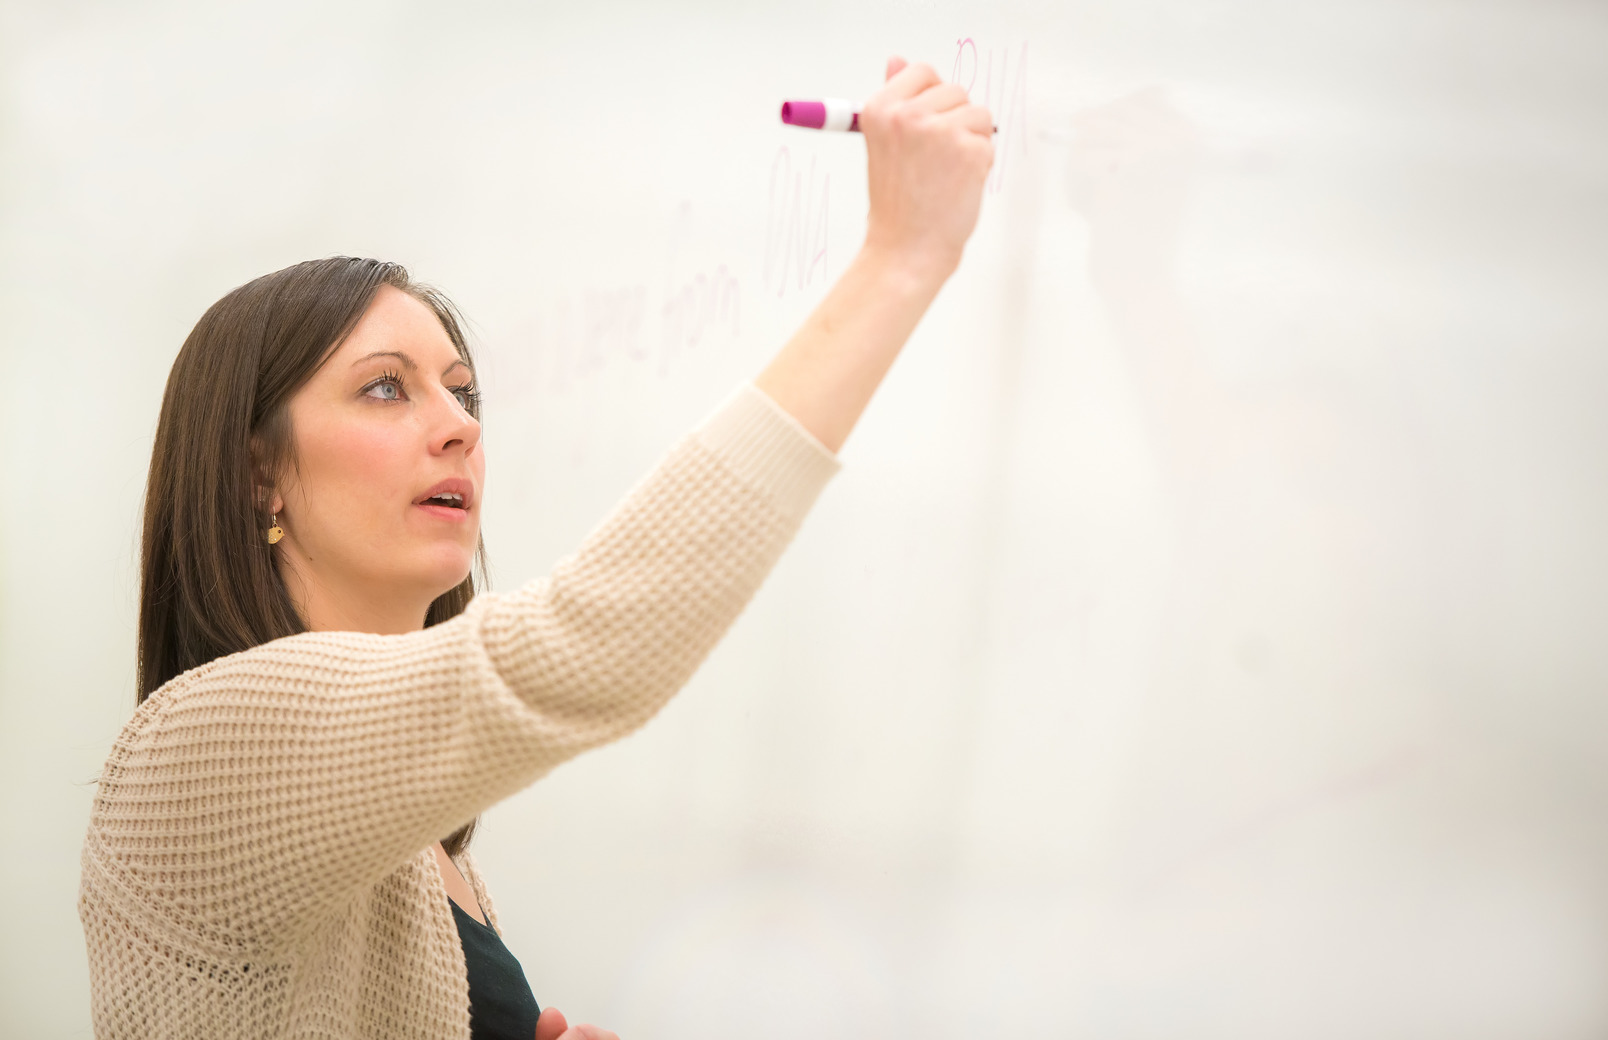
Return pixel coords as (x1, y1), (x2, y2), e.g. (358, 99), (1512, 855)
(535, 1006), (618, 1040)
(860, 56), (996, 282)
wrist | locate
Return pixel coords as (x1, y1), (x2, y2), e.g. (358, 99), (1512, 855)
(855, 237), (960, 295)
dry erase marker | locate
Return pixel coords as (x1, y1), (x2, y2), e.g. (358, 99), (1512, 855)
(781, 99), (861, 132)
(781, 98), (997, 133)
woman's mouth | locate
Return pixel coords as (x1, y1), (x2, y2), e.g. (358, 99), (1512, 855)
(414, 481), (474, 520)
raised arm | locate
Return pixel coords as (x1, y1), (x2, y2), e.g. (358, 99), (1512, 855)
(756, 57), (995, 451)
(81, 57), (994, 955)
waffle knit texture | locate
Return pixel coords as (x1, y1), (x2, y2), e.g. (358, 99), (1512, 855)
(78, 383), (841, 1039)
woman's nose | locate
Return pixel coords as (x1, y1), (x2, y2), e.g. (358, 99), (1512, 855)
(430, 388), (481, 456)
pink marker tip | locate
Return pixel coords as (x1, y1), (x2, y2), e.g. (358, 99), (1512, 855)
(780, 100), (827, 129)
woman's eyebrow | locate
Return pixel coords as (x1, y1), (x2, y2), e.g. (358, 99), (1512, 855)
(352, 350), (469, 378)
(353, 350), (417, 372)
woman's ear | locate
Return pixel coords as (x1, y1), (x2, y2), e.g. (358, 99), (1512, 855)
(249, 437), (285, 516)
(253, 474), (284, 517)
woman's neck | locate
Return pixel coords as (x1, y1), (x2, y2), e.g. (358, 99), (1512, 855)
(278, 552), (430, 635)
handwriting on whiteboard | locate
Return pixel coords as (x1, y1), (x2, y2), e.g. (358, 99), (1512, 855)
(524, 285), (647, 394)
(509, 271), (740, 397)
(953, 38), (1028, 193)
(576, 285), (648, 375)
(660, 263), (740, 374)
(763, 145), (830, 297)
(661, 199), (741, 374)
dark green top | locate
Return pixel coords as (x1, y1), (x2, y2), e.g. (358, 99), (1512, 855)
(449, 898), (541, 1039)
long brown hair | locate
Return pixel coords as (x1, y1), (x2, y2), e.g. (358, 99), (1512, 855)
(137, 256), (488, 856)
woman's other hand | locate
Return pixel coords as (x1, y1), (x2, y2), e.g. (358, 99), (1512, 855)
(535, 1005), (619, 1040)
(860, 56), (996, 282)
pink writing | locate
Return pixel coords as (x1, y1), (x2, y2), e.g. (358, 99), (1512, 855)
(953, 38), (1029, 193)
(763, 145), (830, 297)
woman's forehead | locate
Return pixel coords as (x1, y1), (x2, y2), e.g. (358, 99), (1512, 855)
(334, 286), (462, 370)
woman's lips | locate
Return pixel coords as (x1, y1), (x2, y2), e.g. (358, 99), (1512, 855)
(415, 478), (474, 510)
(416, 502), (471, 522)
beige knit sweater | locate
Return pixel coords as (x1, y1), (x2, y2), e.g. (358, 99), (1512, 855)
(78, 383), (840, 1039)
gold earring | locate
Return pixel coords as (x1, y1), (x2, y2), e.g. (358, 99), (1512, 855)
(267, 514), (284, 545)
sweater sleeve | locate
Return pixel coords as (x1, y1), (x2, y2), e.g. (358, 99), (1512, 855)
(82, 384), (839, 953)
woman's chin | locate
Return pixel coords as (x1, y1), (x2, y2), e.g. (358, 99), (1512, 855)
(414, 552), (477, 598)
(432, 565), (476, 597)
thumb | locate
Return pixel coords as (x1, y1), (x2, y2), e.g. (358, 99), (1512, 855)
(885, 55), (907, 81)
(534, 1006), (569, 1040)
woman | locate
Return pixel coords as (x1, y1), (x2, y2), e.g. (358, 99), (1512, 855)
(78, 58), (993, 1040)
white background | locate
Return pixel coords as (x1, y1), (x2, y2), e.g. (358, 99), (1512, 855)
(2, 1), (1605, 1036)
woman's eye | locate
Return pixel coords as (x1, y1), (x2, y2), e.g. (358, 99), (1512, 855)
(453, 389), (473, 410)
(365, 379), (403, 401)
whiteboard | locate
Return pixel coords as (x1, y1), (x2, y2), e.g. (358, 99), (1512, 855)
(2, 1), (1606, 1036)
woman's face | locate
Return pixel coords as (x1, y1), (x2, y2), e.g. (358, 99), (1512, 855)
(266, 285), (485, 632)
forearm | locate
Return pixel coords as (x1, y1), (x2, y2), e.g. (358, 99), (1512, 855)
(754, 244), (949, 454)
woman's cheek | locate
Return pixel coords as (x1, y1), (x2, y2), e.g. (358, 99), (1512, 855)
(327, 422), (416, 531)
(344, 420), (410, 478)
